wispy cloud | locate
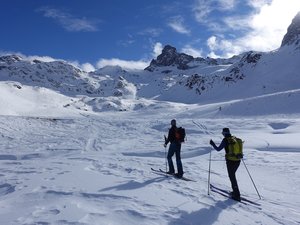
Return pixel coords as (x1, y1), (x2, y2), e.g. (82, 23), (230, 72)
(167, 16), (191, 34)
(193, 0), (238, 24)
(138, 28), (163, 38)
(193, 1), (212, 23)
(37, 7), (99, 32)
(181, 45), (203, 57)
(218, 0), (237, 10)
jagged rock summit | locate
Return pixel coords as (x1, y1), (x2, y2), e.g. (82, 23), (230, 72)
(281, 11), (300, 47)
(145, 45), (194, 71)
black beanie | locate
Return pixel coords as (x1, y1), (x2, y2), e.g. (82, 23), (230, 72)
(171, 119), (176, 126)
(222, 128), (231, 135)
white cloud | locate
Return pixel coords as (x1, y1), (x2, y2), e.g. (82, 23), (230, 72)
(207, 51), (221, 58)
(81, 63), (96, 72)
(245, 0), (300, 50)
(96, 58), (149, 70)
(37, 7), (99, 32)
(70, 61), (96, 72)
(206, 0), (300, 57)
(218, 39), (243, 57)
(153, 42), (163, 57)
(207, 36), (218, 51)
(167, 16), (191, 34)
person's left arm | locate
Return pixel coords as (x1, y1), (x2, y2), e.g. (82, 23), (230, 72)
(210, 138), (226, 151)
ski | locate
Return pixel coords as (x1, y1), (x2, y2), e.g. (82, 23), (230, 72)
(209, 187), (249, 205)
(210, 184), (261, 206)
(151, 168), (196, 182)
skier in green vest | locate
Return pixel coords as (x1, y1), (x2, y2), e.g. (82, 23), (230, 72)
(209, 128), (241, 201)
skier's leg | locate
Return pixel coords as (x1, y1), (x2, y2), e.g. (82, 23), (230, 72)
(175, 144), (183, 176)
(167, 143), (175, 173)
(226, 160), (240, 199)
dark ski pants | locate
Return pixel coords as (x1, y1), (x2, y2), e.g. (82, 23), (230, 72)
(226, 160), (241, 197)
(167, 143), (183, 175)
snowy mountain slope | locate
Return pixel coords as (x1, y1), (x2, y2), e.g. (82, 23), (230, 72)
(182, 45), (300, 104)
(0, 82), (89, 117)
(1, 39), (299, 114)
(0, 55), (137, 99)
(0, 55), (99, 96)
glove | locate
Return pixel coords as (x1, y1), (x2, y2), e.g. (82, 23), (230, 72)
(164, 144), (167, 148)
(236, 153), (243, 159)
(209, 139), (214, 146)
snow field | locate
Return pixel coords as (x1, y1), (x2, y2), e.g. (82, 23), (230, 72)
(0, 108), (299, 225)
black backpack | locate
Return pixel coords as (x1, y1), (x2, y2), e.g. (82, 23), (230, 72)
(175, 127), (186, 143)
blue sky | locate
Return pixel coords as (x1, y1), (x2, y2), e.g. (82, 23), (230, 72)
(1, 0), (300, 71)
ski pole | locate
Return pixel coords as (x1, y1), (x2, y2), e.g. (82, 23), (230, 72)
(242, 159), (261, 199)
(165, 146), (167, 173)
(208, 147), (212, 195)
(164, 135), (168, 173)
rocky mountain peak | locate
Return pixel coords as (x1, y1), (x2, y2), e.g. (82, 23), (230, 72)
(145, 45), (194, 71)
(281, 12), (300, 47)
(161, 45), (177, 55)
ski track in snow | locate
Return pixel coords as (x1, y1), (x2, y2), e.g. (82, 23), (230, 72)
(0, 113), (299, 225)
